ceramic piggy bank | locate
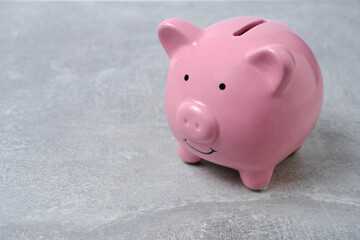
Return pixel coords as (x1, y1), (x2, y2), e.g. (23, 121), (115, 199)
(157, 17), (323, 190)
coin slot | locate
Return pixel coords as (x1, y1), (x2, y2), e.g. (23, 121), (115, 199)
(233, 19), (266, 36)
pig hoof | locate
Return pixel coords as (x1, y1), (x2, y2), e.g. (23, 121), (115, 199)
(239, 167), (274, 190)
(178, 144), (201, 163)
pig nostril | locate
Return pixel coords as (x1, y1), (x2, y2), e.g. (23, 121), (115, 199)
(195, 122), (200, 131)
(184, 118), (190, 127)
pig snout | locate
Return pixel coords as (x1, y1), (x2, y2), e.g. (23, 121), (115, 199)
(176, 102), (218, 143)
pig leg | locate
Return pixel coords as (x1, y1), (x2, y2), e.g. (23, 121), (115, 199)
(178, 144), (201, 163)
(239, 167), (274, 190)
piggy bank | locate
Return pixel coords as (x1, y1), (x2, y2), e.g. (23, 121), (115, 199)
(157, 17), (323, 190)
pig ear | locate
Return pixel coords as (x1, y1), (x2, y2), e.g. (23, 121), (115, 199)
(246, 44), (295, 95)
(158, 18), (203, 59)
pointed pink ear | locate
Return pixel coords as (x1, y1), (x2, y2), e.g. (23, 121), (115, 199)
(246, 44), (295, 95)
(157, 18), (203, 59)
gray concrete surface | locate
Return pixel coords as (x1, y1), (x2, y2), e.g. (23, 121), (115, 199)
(0, 1), (359, 239)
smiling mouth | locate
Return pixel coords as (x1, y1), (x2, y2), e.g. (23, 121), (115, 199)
(183, 139), (217, 155)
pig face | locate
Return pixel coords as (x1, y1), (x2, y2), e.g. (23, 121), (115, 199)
(158, 18), (295, 169)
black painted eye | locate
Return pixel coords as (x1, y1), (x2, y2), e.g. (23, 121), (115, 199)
(219, 83), (226, 90)
(184, 74), (189, 81)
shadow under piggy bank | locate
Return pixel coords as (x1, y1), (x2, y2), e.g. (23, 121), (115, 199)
(185, 151), (305, 191)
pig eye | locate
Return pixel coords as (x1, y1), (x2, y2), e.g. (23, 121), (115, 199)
(219, 83), (226, 90)
(184, 74), (189, 81)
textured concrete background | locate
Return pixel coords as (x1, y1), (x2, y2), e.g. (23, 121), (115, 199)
(0, 1), (359, 239)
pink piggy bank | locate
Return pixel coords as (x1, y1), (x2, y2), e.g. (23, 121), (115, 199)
(158, 17), (323, 190)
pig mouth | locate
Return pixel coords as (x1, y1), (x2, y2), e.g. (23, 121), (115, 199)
(183, 139), (217, 155)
